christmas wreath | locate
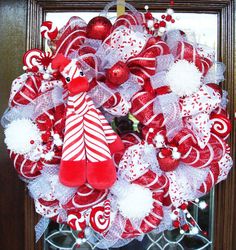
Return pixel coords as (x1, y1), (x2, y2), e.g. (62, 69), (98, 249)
(2, 1), (233, 248)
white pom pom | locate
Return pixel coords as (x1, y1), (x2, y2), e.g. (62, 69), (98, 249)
(166, 60), (202, 97)
(166, 8), (174, 15)
(4, 119), (41, 155)
(44, 151), (55, 161)
(170, 212), (178, 220)
(153, 134), (165, 148)
(23, 66), (28, 71)
(144, 5), (149, 10)
(43, 73), (51, 80)
(190, 226), (199, 235)
(114, 182), (154, 219)
(172, 151), (181, 159)
(159, 27), (166, 33)
(199, 201), (207, 209)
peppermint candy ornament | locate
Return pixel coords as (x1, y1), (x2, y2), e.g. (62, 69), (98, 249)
(89, 200), (111, 233)
(40, 21), (58, 40)
(67, 212), (86, 231)
(210, 113), (231, 138)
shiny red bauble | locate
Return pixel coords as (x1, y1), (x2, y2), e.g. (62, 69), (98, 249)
(86, 16), (112, 41)
(158, 153), (179, 172)
(106, 61), (130, 88)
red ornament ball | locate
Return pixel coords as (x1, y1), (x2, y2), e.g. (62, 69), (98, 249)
(106, 61), (130, 88)
(166, 15), (172, 22)
(173, 220), (180, 228)
(159, 21), (167, 27)
(86, 16), (112, 41)
(158, 153), (179, 172)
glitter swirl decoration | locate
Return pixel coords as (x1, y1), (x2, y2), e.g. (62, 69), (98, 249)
(1, 1), (233, 248)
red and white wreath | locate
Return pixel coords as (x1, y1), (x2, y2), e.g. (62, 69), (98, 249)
(2, 1), (232, 248)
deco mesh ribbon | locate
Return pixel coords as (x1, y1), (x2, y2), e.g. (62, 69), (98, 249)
(1, 1), (233, 248)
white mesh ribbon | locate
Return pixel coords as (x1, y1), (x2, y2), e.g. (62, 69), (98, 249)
(1, 86), (64, 128)
(204, 62), (226, 84)
(153, 93), (183, 139)
(118, 143), (159, 182)
(150, 71), (167, 89)
(164, 30), (185, 54)
(220, 90), (228, 110)
(88, 81), (115, 108)
(28, 166), (77, 205)
(96, 42), (123, 69)
(86, 213), (132, 249)
(156, 54), (174, 72)
(152, 206), (173, 234)
(85, 38), (103, 50)
(35, 217), (50, 242)
(166, 164), (209, 207)
(117, 74), (141, 102)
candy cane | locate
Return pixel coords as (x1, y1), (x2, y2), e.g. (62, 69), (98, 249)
(121, 170), (168, 238)
(9, 151), (41, 179)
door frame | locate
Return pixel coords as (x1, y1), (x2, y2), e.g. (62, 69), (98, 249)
(26, 0), (235, 249)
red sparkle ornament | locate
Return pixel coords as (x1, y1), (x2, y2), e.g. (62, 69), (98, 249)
(179, 203), (188, 210)
(166, 15), (172, 22)
(182, 224), (190, 231)
(171, 19), (175, 23)
(159, 21), (167, 27)
(31, 66), (39, 73)
(173, 220), (180, 228)
(161, 14), (166, 19)
(145, 12), (153, 20)
(30, 140), (35, 144)
(86, 16), (112, 41)
(106, 61), (130, 88)
(190, 219), (195, 226)
(154, 22), (160, 29)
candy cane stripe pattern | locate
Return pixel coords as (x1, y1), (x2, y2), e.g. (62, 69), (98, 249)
(51, 54), (124, 189)
(67, 212), (86, 231)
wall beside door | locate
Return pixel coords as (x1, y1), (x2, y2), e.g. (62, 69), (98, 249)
(0, 0), (27, 249)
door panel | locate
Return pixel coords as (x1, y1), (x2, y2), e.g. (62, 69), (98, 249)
(0, 1), (235, 250)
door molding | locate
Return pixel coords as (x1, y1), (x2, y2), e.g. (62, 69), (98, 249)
(26, 1), (235, 249)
